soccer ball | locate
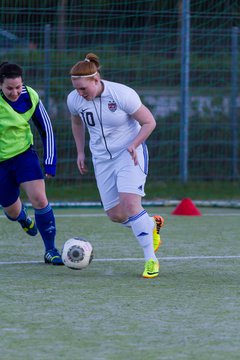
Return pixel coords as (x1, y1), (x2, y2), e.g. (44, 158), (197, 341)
(61, 237), (93, 270)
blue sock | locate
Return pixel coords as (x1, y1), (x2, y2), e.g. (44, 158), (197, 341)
(5, 204), (27, 222)
(34, 204), (56, 252)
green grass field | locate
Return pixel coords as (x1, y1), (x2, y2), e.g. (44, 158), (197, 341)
(1, 206), (240, 360)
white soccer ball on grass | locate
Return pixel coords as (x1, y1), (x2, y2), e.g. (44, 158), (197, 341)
(61, 237), (93, 270)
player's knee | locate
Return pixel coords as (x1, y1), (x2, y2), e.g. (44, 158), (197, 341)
(108, 214), (123, 223)
(122, 202), (139, 217)
(107, 212), (125, 223)
(30, 195), (48, 209)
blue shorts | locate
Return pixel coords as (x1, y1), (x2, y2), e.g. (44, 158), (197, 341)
(0, 146), (44, 207)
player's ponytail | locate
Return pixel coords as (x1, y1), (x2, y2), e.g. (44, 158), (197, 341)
(84, 53), (100, 71)
(70, 52), (101, 78)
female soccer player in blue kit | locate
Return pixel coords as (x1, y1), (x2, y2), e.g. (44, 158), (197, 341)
(0, 62), (63, 265)
(67, 53), (164, 278)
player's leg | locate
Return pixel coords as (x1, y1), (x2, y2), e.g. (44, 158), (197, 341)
(3, 197), (38, 236)
(15, 147), (62, 265)
(108, 203), (164, 253)
(107, 205), (164, 249)
(119, 193), (159, 278)
(21, 179), (63, 265)
(117, 145), (162, 236)
(0, 158), (37, 236)
(116, 146), (162, 277)
(93, 151), (160, 277)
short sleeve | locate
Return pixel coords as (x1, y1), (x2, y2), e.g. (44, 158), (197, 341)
(67, 91), (79, 116)
(115, 84), (142, 115)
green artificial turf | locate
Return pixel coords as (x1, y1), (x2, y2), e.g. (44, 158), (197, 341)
(1, 207), (240, 359)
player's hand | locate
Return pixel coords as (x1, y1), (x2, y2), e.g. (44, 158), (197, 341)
(127, 145), (138, 165)
(77, 159), (88, 175)
(45, 173), (53, 179)
(79, 163), (88, 175)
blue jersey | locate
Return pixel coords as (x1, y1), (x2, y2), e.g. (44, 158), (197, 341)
(0, 85), (56, 175)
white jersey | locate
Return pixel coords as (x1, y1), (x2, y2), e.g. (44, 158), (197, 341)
(67, 79), (142, 160)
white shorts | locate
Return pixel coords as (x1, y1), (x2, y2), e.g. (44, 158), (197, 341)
(93, 144), (149, 211)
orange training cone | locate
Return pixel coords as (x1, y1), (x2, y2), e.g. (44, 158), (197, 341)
(171, 198), (202, 216)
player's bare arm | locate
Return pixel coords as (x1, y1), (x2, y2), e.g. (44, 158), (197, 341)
(71, 114), (88, 174)
(127, 104), (156, 165)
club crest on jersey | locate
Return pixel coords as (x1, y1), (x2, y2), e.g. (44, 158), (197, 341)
(108, 101), (117, 112)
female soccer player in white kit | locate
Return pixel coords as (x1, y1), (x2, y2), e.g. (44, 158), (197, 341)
(67, 53), (164, 278)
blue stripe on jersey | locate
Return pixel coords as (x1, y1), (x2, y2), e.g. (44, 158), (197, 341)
(142, 142), (149, 175)
(38, 100), (54, 165)
(21, 86), (28, 94)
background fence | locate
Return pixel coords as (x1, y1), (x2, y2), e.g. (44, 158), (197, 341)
(0, 0), (240, 182)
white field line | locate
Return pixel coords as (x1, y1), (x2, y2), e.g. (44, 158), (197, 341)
(0, 255), (240, 266)
(0, 214), (106, 219)
(55, 213), (240, 217)
(1, 213), (240, 219)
